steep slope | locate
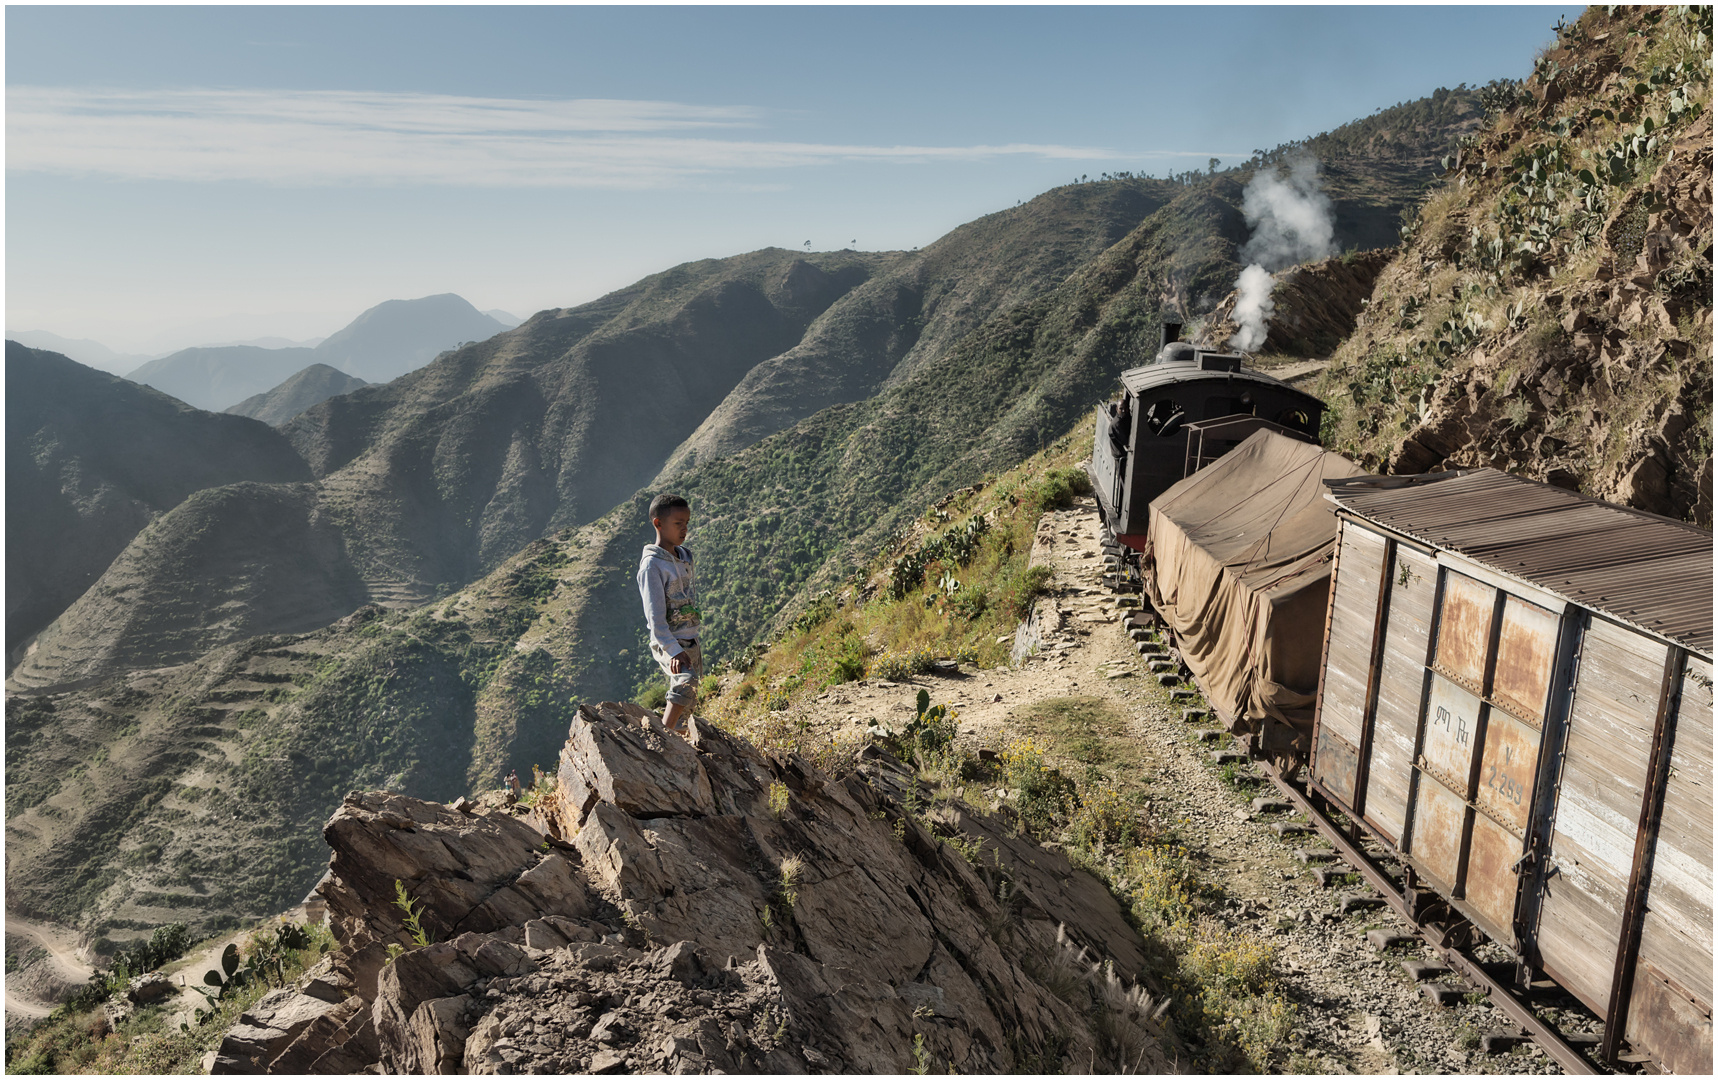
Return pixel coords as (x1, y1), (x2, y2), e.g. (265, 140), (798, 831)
(656, 181), (1176, 478)
(225, 364), (369, 427)
(7, 483), (370, 692)
(1278, 84), (1490, 252)
(287, 249), (900, 576)
(1196, 249), (1395, 359)
(311, 293), (509, 383)
(4, 521), (594, 942)
(1317, 5), (1712, 524)
(4, 343), (312, 666)
(125, 345), (318, 412)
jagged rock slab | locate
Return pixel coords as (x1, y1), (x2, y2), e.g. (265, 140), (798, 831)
(235, 703), (1177, 1074)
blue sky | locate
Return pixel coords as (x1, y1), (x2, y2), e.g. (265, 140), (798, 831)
(7, 5), (1582, 355)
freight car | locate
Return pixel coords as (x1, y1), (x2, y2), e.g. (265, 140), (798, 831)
(1310, 470), (1713, 1074)
(1101, 445), (1713, 1072)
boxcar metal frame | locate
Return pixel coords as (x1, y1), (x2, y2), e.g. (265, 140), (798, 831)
(1308, 470), (1713, 1073)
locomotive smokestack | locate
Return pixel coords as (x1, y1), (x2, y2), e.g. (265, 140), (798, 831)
(1159, 321), (1183, 349)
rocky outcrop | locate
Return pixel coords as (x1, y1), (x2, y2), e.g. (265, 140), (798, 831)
(222, 701), (1174, 1074)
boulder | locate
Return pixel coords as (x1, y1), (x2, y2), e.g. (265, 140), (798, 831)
(126, 971), (176, 1005)
(210, 989), (343, 1073)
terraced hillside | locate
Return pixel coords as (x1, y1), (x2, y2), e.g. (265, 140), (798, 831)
(5, 344), (312, 668)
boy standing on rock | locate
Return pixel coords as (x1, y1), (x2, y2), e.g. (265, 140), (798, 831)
(638, 494), (701, 734)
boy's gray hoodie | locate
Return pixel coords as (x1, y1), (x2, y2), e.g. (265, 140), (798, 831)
(638, 543), (699, 657)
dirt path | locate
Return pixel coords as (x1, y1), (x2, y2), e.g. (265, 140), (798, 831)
(800, 496), (1574, 1073)
(5, 915), (93, 1020)
(4, 908), (315, 1030)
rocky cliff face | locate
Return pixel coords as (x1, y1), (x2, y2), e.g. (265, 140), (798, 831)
(1389, 107), (1711, 522)
(1316, 5), (1712, 524)
(215, 702), (1173, 1074)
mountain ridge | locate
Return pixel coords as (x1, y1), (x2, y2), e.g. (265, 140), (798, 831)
(124, 294), (509, 412)
(225, 364), (369, 427)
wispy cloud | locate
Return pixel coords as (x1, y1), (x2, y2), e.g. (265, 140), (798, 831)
(7, 87), (1124, 188)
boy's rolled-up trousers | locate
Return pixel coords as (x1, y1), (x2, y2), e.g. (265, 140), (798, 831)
(651, 637), (703, 709)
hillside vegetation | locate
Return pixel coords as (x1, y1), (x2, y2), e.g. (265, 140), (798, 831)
(1317, 4), (1712, 523)
(5, 87), (1485, 944)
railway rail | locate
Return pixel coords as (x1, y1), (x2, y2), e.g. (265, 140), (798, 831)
(1261, 758), (1603, 1075)
(1107, 550), (1617, 1074)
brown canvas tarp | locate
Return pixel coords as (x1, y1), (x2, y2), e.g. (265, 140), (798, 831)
(1142, 430), (1362, 745)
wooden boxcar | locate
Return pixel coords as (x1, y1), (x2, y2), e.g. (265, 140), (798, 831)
(1310, 469), (1713, 1073)
(1090, 349), (1326, 548)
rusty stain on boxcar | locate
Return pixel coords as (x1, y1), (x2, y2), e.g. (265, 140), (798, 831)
(1412, 779), (1469, 894)
(1467, 811), (1526, 942)
(1495, 595), (1559, 725)
(1628, 962), (1714, 1075)
(1436, 571), (1495, 690)
(1477, 711), (1540, 833)
(1315, 726), (1360, 807)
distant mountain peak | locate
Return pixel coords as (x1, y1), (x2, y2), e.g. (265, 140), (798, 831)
(226, 363), (369, 427)
(312, 294), (510, 384)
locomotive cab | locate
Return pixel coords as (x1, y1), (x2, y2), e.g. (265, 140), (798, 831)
(1091, 340), (1326, 550)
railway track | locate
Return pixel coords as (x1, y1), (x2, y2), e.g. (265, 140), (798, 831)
(1259, 760), (1609, 1075)
(1094, 519), (1630, 1074)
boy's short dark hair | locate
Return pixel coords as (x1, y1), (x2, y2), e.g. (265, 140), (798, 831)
(649, 493), (690, 521)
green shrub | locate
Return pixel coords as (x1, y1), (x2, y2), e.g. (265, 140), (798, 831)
(112, 922), (190, 975)
(1029, 467), (1093, 514)
(827, 639), (868, 684)
(871, 647), (935, 682)
(999, 738), (1077, 836)
(1000, 564), (1054, 620)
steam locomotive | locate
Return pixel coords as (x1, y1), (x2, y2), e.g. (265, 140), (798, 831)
(1089, 323), (1326, 548)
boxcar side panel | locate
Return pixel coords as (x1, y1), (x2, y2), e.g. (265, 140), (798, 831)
(1361, 546), (1438, 844)
(1535, 617), (1669, 1015)
(1319, 527), (1387, 751)
(1632, 653), (1714, 1019)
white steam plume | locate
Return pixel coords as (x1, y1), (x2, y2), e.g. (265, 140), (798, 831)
(1228, 156), (1338, 353)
